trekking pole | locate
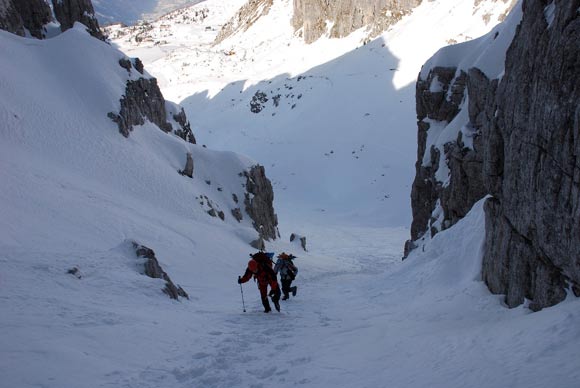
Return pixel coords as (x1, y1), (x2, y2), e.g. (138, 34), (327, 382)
(240, 281), (246, 312)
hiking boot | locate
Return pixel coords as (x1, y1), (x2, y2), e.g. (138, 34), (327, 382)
(291, 286), (297, 297)
(282, 295), (289, 300)
(261, 297), (271, 313)
(272, 293), (281, 312)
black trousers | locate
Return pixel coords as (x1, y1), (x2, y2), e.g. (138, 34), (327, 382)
(281, 278), (293, 297)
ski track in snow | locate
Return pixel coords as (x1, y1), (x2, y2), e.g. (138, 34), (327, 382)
(106, 247), (401, 388)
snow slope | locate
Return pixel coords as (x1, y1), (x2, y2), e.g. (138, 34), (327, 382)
(107, 0), (517, 228)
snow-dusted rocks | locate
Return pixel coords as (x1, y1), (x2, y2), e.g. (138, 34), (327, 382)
(133, 242), (189, 300)
(172, 106), (196, 144)
(408, 67), (473, 248)
(108, 59), (196, 143)
(108, 77), (170, 136)
(0, 0), (52, 38)
(406, 1), (521, 256)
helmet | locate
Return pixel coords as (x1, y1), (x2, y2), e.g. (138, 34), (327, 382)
(277, 252), (289, 259)
(248, 259), (258, 273)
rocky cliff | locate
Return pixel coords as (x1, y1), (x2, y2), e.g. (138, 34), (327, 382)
(407, 0), (580, 311)
(0, 0), (52, 39)
(0, 0), (103, 39)
(481, 0), (580, 311)
(51, 0), (103, 39)
(292, 0), (421, 44)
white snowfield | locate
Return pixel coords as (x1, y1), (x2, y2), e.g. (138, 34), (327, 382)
(1, 1), (579, 388)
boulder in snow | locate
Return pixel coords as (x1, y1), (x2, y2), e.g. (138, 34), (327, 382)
(133, 242), (189, 301)
(290, 233), (307, 251)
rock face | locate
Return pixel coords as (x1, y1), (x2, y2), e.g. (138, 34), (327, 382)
(406, 66), (487, 257)
(214, 0), (273, 45)
(0, 0), (52, 39)
(133, 242), (189, 300)
(0, 0), (105, 40)
(244, 165), (279, 241)
(51, 0), (104, 40)
(408, 0), (580, 310)
(292, 0), (422, 44)
(481, 0), (580, 311)
(108, 58), (196, 143)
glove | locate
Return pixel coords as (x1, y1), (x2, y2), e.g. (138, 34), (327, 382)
(237, 276), (242, 284)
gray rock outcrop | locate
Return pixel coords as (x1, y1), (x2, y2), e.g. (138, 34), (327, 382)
(292, 0), (422, 44)
(480, 0), (580, 311)
(244, 165), (279, 241)
(407, 0), (580, 311)
(0, 0), (52, 39)
(51, 0), (104, 40)
(108, 77), (171, 137)
(133, 242), (189, 300)
(108, 59), (195, 143)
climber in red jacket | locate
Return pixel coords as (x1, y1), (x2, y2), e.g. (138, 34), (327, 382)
(238, 251), (281, 313)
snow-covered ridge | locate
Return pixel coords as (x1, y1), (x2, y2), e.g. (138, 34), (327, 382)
(0, 23), (276, 254)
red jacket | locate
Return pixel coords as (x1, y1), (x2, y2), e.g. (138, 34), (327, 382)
(240, 258), (277, 286)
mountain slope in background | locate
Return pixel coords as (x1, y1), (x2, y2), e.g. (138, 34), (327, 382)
(93, 0), (205, 25)
(107, 0), (516, 228)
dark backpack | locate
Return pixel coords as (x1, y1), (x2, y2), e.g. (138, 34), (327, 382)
(286, 259), (296, 280)
(252, 252), (276, 279)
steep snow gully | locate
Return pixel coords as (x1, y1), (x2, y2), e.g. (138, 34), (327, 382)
(1, 1), (580, 387)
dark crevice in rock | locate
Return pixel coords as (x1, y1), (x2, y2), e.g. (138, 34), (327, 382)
(521, 140), (580, 182)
